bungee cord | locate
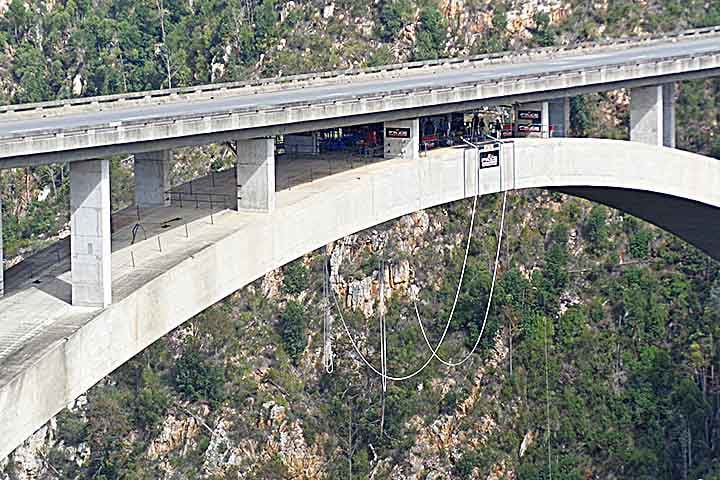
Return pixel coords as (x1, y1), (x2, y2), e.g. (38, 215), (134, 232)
(413, 189), (507, 367)
(328, 139), (509, 381)
(323, 257), (334, 373)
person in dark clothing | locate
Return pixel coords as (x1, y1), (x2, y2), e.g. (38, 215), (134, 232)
(478, 116), (486, 140)
(471, 113), (480, 139)
(493, 117), (503, 139)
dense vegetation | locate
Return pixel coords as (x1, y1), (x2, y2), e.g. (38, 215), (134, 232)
(2, 0), (720, 479)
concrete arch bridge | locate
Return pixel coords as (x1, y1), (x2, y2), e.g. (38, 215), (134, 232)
(1, 137), (719, 459)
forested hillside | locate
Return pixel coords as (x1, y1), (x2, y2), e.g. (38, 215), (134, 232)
(2, 1), (720, 479)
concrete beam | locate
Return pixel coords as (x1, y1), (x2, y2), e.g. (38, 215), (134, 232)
(134, 150), (172, 208)
(663, 83), (676, 148)
(2, 55), (718, 167)
(236, 138), (275, 213)
(70, 159), (111, 307)
(630, 85), (664, 145)
(384, 119), (419, 160)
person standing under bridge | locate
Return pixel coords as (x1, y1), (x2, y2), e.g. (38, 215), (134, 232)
(471, 112), (480, 140)
(493, 117), (503, 139)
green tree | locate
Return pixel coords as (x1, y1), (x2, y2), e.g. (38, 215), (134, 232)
(379, 0), (413, 42)
(281, 300), (308, 363)
(583, 205), (609, 253)
(11, 42), (51, 103)
(174, 349), (226, 404)
(414, 7), (446, 60)
(283, 260), (309, 295)
(135, 366), (170, 432)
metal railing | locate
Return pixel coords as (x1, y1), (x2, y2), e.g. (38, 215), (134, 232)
(165, 190), (233, 209)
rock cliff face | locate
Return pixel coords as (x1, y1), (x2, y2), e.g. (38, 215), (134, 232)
(0, 189), (640, 479)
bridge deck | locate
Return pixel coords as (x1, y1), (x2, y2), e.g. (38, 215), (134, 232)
(0, 150), (393, 381)
(3, 35), (720, 138)
(1, 32), (720, 166)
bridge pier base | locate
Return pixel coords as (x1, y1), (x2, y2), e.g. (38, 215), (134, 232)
(384, 119), (419, 160)
(70, 159), (112, 308)
(134, 150), (172, 208)
(630, 84), (676, 146)
(236, 138), (275, 213)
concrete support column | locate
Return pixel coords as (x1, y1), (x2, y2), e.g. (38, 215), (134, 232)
(630, 85), (664, 146)
(70, 159), (112, 307)
(134, 150), (172, 207)
(549, 97), (571, 137)
(0, 195), (3, 298)
(663, 83), (676, 148)
(236, 138), (275, 213)
(515, 102), (550, 138)
(384, 119), (419, 160)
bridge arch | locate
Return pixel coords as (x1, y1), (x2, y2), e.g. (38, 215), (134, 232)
(2, 138), (719, 459)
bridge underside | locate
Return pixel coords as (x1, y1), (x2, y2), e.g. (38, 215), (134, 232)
(557, 187), (720, 259)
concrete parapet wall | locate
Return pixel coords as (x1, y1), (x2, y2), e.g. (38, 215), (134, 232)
(2, 138), (720, 459)
(2, 26), (718, 121)
(2, 52), (720, 167)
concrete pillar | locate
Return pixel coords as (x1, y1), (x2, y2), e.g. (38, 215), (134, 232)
(384, 119), (419, 160)
(236, 138), (275, 213)
(663, 83), (676, 148)
(134, 150), (171, 207)
(516, 102), (550, 138)
(630, 85), (664, 146)
(70, 159), (112, 307)
(549, 97), (571, 137)
(0, 195), (3, 298)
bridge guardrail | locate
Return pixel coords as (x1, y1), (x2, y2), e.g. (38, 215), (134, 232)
(1, 25), (719, 117)
(2, 47), (718, 147)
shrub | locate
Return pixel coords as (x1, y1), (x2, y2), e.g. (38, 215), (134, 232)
(379, 0), (413, 41)
(135, 366), (170, 432)
(583, 205), (609, 252)
(283, 260), (309, 295)
(629, 228), (653, 259)
(175, 350), (226, 405)
(56, 411), (87, 446)
(280, 300), (308, 364)
(414, 6), (447, 60)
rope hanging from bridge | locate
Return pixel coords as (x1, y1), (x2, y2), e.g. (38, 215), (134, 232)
(379, 257), (388, 435)
(323, 256), (334, 374)
(328, 139), (509, 381)
(413, 189), (507, 367)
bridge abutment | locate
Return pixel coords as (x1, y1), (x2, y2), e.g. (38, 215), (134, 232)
(236, 138), (276, 213)
(134, 150), (172, 208)
(630, 84), (676, 146)
(70, 159), (112, 307)
(384, 119), (419, 160)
